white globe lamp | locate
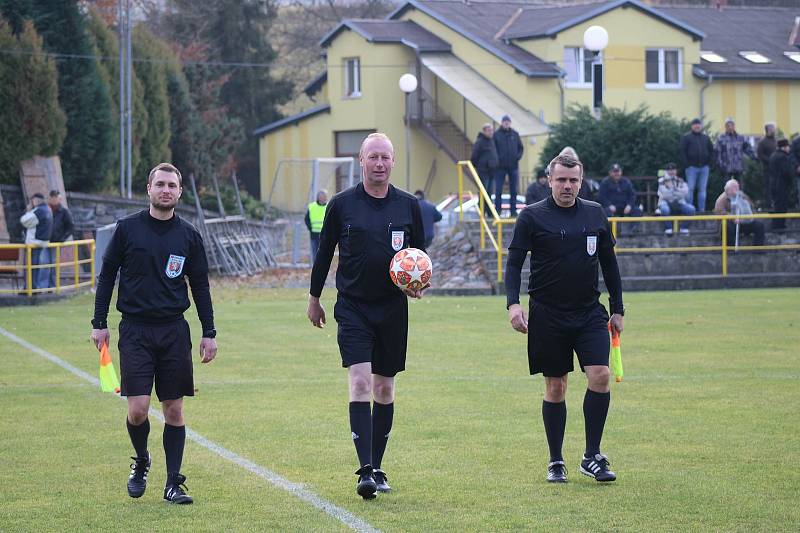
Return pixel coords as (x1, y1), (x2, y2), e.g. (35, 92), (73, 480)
(583, 25), (609, 52)
(398, 73), (418, 93)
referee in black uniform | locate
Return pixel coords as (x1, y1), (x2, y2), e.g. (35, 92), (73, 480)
(505, 147), (624, 483)
(91, 163), (217, 504)
(307, 133), (426, 500)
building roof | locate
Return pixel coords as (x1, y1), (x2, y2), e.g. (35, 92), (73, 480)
(320, 19), (451, 52)
(660, 6), (800, 80)
(304, 71), (327, 98)
(389, 1), (562, 78)
(501, 0), (704, 41)
(252, 104), (331, 137)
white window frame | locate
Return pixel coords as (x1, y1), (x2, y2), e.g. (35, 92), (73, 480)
(645, 48), (683, 90)
(343, 57), (361, 99)
(563, 47), (602, 89)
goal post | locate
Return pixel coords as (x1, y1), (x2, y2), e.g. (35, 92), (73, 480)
(266, 157), (357, 214)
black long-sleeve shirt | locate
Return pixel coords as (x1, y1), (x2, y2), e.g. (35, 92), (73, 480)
(92, 209), (215, 333)
(505, 196), (623, 314)
(310, 183), (425, 302)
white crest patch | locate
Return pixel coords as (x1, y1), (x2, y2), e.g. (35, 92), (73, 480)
(586, 235), (597, 256)
(391, 231), (404, 251)
(165, 254), (186, 278)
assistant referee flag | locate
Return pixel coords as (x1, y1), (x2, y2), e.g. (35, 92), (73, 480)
(99, 342), (120, 393)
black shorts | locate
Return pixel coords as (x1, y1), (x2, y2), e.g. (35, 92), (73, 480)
(527, 301), (610, 377)
(334, 294), (408, 377)
(118, 318), (194, 401)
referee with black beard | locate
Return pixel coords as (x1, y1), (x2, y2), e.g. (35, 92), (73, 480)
(307, 133), (426, 500)
(505, 147), (624, 484)
(91, 163), (217, 504)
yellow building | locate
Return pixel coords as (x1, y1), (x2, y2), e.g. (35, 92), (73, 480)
(255, 0), (800, 208)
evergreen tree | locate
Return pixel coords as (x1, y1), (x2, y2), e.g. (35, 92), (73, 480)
(0, 19), (66, 182)
(15, 0), (115, 191)
(131, 25), (170, 192)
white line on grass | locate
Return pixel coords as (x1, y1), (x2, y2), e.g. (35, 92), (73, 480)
(0, 326), (379, 533)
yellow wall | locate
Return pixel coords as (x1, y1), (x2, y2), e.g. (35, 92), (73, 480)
(518, 6), (703, 119)
(703, 80), (800, 137)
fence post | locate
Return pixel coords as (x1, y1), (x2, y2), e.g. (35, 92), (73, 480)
(721, 219), (728, 277)
(91, 241), (96, 288)
(74, 241), (79, 288)
(55, 245), (61, 294)
(26, 246), (32, 297)
(479, 194), (485, 250)
(457, 164), (464, 222)
(497, 223), (503, 283)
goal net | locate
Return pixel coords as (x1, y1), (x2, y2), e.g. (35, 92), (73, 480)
(266, 157), (357, 215)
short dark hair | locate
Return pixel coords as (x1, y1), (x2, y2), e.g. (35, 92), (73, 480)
(148, 162), (182, 185)
(32, 193), (44, 200)
(547, 147), (584, 177)
(414, 189), (425, 199)
(665, 162), (677, 170)
(49, 190), (60, 198)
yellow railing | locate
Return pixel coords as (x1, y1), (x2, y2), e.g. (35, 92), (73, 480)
(0, 239), (96, 296)
(455, 161), (800, 282)
(611, 213), (800, 277)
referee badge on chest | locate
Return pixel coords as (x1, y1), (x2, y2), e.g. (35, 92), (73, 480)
(391, 231), (405, 251)
(586, 235), (597, 256)
(165, 254), (186, 278)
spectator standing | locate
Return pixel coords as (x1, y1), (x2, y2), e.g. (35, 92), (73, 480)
(598, 164), (642, 219)
(714, 179), (764, 246)
(790, 135), (800, 209)
(19, 192), (53, 290)
(656, 163), (695, 235)
(414, 190), (443, 248)
(680, 118), (714, 211)
(493, 115), (523, 217)
(470, 124), (499, 214)
(768, 139), (794, 231)
(525, 169), (550, 204)
(47, 190), (75, 287)
(714, 117), (755, 182)
(756, 122), (777, 208)
(304, 190), (328, 264)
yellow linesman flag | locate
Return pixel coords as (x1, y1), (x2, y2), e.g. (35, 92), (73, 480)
(608, 322), (623, 383)
(99, 342), (121, 393)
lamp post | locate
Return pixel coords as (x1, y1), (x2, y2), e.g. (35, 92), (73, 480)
(583, 25), (608, 118)
(399, 73), (418, 191)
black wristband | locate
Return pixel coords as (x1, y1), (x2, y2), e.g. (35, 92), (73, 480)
(92, 319), (108, 329)
(202, 329), (217, 339)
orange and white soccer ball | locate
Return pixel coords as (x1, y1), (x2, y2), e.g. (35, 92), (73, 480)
(389, 248), (432, 291)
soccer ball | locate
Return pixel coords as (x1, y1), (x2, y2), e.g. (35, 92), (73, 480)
(389, 248), (432, 291)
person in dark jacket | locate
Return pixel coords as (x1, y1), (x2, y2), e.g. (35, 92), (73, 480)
(680, 118), (714, 211)
(769, 139), (794, 231)
(525, 169), (550, 204)
(714, 117), (756, 182)
(46, 190), (75, 287)
(757, 122), (777, 208)
(414, 190), (443, 247)
(790, 136), (800, 209)
(470, 124), (499, 211)
(493, 115), (524, 217)
(597, 164), (641, 219)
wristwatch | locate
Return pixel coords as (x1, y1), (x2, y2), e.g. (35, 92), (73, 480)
(203, 329), (217, 339)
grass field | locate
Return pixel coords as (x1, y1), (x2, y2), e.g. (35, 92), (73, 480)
(1, 287), (798, 532)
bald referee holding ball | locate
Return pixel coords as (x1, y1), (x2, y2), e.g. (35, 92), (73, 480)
(505, 147), (624, 484)
(307, 133), (426, 500)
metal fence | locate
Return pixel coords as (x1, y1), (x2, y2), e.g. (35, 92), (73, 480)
(0, 239), (96, 296)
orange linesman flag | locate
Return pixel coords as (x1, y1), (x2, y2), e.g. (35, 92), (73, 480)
(99, 342), (121, 393)
(608, 323), (623, 383)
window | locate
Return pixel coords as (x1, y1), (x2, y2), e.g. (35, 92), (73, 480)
(739, 51), (770, 64)
(645, 48), (682, 88)
(700, 51), (726, 63)
(785, 51), (800, 64)
(344, 57), (361, 98)
(563, 47), (600, 87)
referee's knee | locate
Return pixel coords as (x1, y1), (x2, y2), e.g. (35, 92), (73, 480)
(587, 366), (611, 391)
(349, 375), (371, 400)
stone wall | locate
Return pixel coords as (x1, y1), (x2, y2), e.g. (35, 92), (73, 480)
(427, 227), (493, 292)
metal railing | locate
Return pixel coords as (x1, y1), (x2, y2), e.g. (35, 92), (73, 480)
(456, 161), (800, 282)
(0, 239), (96, 296)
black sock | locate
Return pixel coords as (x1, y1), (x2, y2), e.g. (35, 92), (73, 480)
(542, 400), (566, 462)
(163, 424), (186, 475)
(349, 401), (372, 468)
(126, 418), (149, 458)
(583, 390), (610, 457)
(371, 402), (394, 469)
